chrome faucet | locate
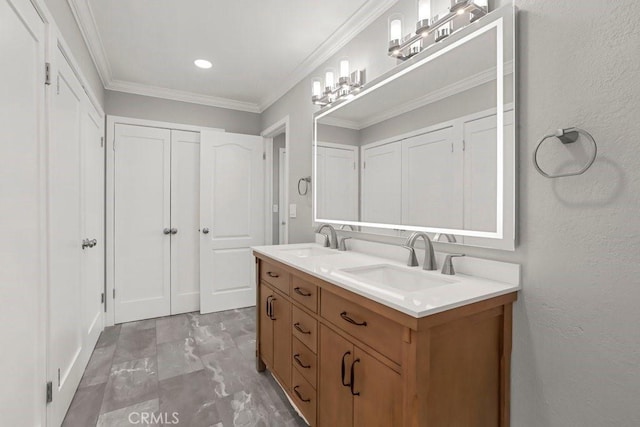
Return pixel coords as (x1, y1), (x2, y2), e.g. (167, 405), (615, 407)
(441, 253), (465, 275)
(338, 237), (352, 251)
(434, 233), (457, 243)
(403, 232), (437, 270)
(315, 224), (338, 249)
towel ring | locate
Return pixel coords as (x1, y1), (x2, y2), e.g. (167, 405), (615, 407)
(298, 176), (311, 195)
(533, 127), (597, 178)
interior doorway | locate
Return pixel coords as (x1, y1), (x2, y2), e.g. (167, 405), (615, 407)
(262, 116), (290, 245)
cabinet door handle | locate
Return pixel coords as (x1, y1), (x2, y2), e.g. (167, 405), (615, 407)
(293, 386), (311, 403)
(269, 298), (276, 320)
(163, 228), (171, 235)
(293, 354), (311, 369)
(170, 228), (178, 235)
(340, 311), (367, 327)
(266, 271), (279, 278)
(294, 287), (312, 297)
(265, 296), (272, 319)
(350, 358), (361, 396)
(293, 322), (311, 335)
(341, 351), (351, 387)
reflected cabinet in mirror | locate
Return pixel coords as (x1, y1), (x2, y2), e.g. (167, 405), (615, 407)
(313, 4), (516, 250)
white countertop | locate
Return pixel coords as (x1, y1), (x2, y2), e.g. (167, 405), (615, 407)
(252, 243), (520, 318)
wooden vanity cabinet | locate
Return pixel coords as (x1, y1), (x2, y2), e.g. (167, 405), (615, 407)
(255, 253), (517, 427)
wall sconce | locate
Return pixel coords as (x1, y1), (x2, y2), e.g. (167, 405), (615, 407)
(311, 58), (366, 107)
(388, 0), (489, 61)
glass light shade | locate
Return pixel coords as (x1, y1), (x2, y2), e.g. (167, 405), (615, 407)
(325, 70), (335, 90)
(475, 0), (488, 8)
(312, 78), (322, 98)
(389, 16), (403, 41)
(431, 0), (450, 21)
(418, 0), (431, 21)
(339, 59), (350, 79)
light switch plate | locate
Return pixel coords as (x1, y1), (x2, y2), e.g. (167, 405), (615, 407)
(272, 204), (278, 213)
(289, 204), (297, 218)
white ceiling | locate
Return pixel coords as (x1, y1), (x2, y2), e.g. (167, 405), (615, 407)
(68, 0), (398, 112)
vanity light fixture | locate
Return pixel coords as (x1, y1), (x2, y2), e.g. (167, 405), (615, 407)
(194, 59), (212, 69)
(311, 58), (366, 107)
(388, 0), (489, 61)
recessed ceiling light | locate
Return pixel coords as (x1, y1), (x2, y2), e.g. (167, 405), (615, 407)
(194, 59), (212, 69)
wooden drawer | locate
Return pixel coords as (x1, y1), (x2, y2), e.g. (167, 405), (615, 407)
(260, 260), (289, 295)
(291, 368), (317, 425)
(290, 275), (318, 313)
(292, 306), (317, 354)
(292, 337), (317, 388)
(321, 290), (403, 364)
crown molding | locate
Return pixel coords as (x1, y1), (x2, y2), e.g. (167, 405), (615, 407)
(318, 117), (361, 130)
(257, 0), (399, 112)
(66, 0), (112, 86)
(68, 0), (398, 114)
(106, 80), (261, 113)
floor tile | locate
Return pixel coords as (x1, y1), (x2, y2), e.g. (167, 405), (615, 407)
(157, 337), (203, 381)
(157, 314), (190, 344)
(159, 369), (220, 426)
(79, 344), (116, 388)
(97, 398), (160, 427)
(113, 327), (156, 364)
(96, 325), (121, 349)
(120, 318), (156, 334)
(62, 382), (106, 427)
(192, 322), (236, 357)
(101, 357), (159, 413)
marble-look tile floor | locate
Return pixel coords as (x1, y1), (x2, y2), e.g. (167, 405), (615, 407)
(62, 308), (307, 427)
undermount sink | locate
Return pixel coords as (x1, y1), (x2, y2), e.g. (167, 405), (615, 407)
(339, 264), (454, 292)
(278, 246), (339, 258)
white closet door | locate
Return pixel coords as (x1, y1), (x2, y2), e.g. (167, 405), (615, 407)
(200, 131), (264, 314)
(401, 126), (462, 229)
(0, 0), (45, 424)
(48, 47), (86, 425)
(80, 105), (104, 362)
(361, 142), (402, 224)
(316, 144), (358, 221)
(114, 124), (171, 323)
(170, 130), (201, 314)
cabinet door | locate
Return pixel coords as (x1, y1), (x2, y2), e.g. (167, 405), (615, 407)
(318, 325), (354, 427)
(259, 283), (274, 367)
(271, 294), (291, 388)
(352, 348), (402, 427)
(361, 142), (401, 225)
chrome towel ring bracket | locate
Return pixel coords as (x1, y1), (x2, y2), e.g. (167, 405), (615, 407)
(533, 127), (597, 178)
(298, 176), (311, 195)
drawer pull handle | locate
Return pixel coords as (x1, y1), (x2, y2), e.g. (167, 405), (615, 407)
(293, 354), (311, 369)
(293, 322), (311, 335)
(265, 296), (272, 319)
(340, 311), (367, 327)
(269, 297), (277, 320)
(341, 351), (352, 387)
(294, 287), (312, 297)
(293, 386), (311, 403)
(350, 358), (361, 396)
(266, 271), (279, 278)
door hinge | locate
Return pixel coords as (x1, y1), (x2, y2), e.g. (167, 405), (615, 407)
(363, 161), (366, 169)
(101, 137), (104, 148)
(45, 62), (51, 86)
(56, 75), (60, 95)
(113, 289), (116, 299)
(263, 152), (266, 160)
(101, 293), (105, 304)
(46, 381), (53, 403)
(462, 139), (466, 151)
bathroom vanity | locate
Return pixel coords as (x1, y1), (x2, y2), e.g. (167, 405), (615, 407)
(253, 244), (519, 427)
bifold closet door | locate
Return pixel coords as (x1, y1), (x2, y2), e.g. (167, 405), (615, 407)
(114, 124), (171, 323)
(200, 130), (265, 313)
(170, 130), (201, 314)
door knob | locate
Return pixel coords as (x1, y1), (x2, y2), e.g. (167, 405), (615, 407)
(81, 238), (90, 249)
(170, 228), (178, 235)
(163, 228), (171, 235)
(89, 239), (97, 248)
(202, 228), (209, 234)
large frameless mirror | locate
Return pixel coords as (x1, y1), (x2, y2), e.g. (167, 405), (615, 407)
(313, 4), (516, 250)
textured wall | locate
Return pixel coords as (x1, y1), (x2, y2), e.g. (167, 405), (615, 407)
(261, 0), (640, 425)
(105, 90), (262, 135)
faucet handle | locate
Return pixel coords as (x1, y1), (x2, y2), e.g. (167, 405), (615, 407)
(318, 233), (330, 247)
(402, 245), (419, 267)
(441, 253), (465, 275)
(338, 237), (352, 252)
